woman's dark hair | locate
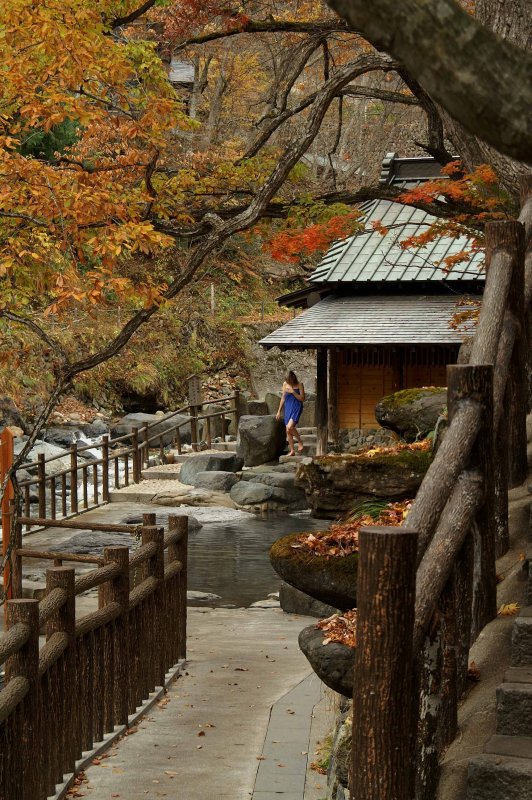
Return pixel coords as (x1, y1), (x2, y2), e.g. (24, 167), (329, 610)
(285, 370), (298, 387)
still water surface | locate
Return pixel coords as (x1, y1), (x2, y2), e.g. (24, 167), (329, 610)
(187, 512), (329, 607)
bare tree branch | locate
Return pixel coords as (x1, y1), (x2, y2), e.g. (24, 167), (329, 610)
(174, 18), (353, 50)
(110, 0), (157, 29)
(0, 311), (68, 362)
(326, 0), (532, 163)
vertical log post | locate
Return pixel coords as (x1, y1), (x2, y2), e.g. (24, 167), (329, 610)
(70, 443), (78, 514)
(494, 409), (509, 557)
(447, 364), (496, 636)
(328, 349), (340, 450)
(12, 511), (23, 599)
(102, 435), (110, 502)
(316, 347), (328, 456)
(352, 526), (418, 800)
(168, 514), (188, 661)
(233, 388), (241, 433)
(142, 525), (165, 687)
(1, 428), (15, 609)
(132, 427), (140, 484)
(519, 176), (532, 412)
(492, 221), (527, 487)
(190, 408), (199, 453)
(101, 547), (130, 725)
(37, 453), (46, 519)
(6, 599), (40, 800)
(46, 567), (76, 771)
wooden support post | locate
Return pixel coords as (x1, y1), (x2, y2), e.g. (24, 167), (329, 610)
(490, 221), (528, 487)
(70, 443), (78, 514)
(37, 453), (46, 519)
(447, 364), (496, 637)
(6, 598), (40, 800)
(168, 515), (188, 662)
(316, 348), (328, 456)
(46, 567), (76, 771)
(142, 525), (166, 687)
(328, 349), (339, 450)
(12, 511), (23, 599)
(352, 526), (418, 800)
(101, 547), (130, 725)
(494, 408), (509, 557)
(190, 406), (199, 453)
(102, 435), (110, 502)
(233, 388), (241, 431)
(132, 427), (140, 484)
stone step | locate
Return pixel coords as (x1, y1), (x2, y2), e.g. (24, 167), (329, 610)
(467, 753), (532, 799)
(211, 441), (237, 452)
(278, 454), (310, 465)
(504, 667), (532, 684)
(298, 427), (316, 435)
(511, 607), (532, 666)
(496, 682), (532, 736)
(300, 435), (317, 444)
(484, 734), (532, 759)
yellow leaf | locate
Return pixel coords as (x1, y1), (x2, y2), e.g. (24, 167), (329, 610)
(498, 603), (520, 617)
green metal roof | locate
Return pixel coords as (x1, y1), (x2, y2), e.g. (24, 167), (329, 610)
(309, 198), (484, 285)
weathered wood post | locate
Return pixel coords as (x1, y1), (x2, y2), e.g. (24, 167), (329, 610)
(188, 375), (203, 453)
(447, 364), (496, 636)
(46, 567), (76, 772)
(328, 349), (340, 450)
(519, 176), (532, 412)
(132, 427), (140, 484)
(101, 434), (110, 502)
(142, 525), (166, 687)
(37, 452), (46, 519)
(1, 427), (15, 608)
(70, 443), (78, 514)
(351, 526), (418, 800)
(168, 514), (188, 662)
(6, 598), (40, 800)
(316, 347), (328, 456)
(102, 547), (130, 725)
(233, 387), (241, 432)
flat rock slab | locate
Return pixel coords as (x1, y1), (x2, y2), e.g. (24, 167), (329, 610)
(82, 608), (322, 800)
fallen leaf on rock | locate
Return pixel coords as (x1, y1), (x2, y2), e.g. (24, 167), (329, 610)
(468, 661), (481, 681)
(235, 667), (249, 671)
(198, 731), (206, 737)
(310, 762), (327, 775)
(164, 771), (178, 776)
(498, 603), (520, 617)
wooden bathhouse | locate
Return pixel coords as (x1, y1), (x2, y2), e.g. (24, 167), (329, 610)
(260, 154), (484, 453)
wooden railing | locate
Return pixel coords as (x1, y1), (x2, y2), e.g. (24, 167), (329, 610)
(0, 513), (188, 800)
(351, 176), (532, 800)
(16, 391), (240, 528)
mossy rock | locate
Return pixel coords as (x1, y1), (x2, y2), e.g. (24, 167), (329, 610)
(375, 387), (446, 442)
(295, 449), (431, 518)
(298, 625), (354, 697)
(270, 533), (358, 610)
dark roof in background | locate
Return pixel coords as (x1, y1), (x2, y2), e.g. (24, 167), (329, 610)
(379, 151), (448, 189)
(260, 295), (475, 349)
(309, 199), (484, 284)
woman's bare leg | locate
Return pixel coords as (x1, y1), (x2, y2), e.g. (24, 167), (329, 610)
(286, 420), (296, 455)
(293, 425), (304, 452)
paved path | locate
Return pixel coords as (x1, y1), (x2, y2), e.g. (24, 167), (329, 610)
(82, 607), (332, 800)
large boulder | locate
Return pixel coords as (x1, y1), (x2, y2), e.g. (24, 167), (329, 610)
(279, 582), (338, 618)
(248, 400), (269, 415)
(14, 439), (76, 476)
(298, 625), (354, 697)
(270, 532), (358, 609)
(111, 412), (191, 446)
(179, 452), (244, 485)
(236, 415), (286, 467)
(296, 447), (431, 518)
(375, 387), (446, 442)
(230, 481), (274, 506)
(193, 471), (239, 492)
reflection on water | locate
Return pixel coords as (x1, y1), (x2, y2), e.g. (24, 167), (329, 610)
(187, 512), (328, 607)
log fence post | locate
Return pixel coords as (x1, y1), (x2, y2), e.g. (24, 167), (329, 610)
(45, 567), (76, 772)
(190, 406), (199, 453)
(233, 388), (241, 432)
(316, 348), (328, 456)
(37, 453), (46, 519)
(132, 427), (140, 484)
(6, 598), (40, 800)
(351, 526), (418, 800)
(70, 443), (78, 514)
(142, 525), (166, 687)
(101, 547), (130, 725)
(102, 435), (110, 502)
(168, 514), (188, 662)
(447, 364), (496, 637)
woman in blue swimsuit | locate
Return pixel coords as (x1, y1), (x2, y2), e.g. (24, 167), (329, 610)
(276, 370), (305, 456)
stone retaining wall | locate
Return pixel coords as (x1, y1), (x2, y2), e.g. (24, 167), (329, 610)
(339, 427), (399, 452)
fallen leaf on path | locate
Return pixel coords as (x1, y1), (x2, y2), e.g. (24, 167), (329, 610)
(235, 667), (249, 671)
(198, 731), (206, 737)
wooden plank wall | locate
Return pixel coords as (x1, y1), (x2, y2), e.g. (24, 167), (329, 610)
(338, 350), (450, 430)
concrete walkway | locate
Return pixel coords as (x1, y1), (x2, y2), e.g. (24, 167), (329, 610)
(83, 607), (332, 800)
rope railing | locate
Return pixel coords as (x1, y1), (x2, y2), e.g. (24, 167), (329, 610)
(352, 175), (532, 800)
(0, 514), (188, 800)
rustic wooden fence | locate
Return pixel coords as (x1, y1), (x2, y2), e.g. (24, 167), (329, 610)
(351, 176), (532, 800)
(0, 513), (188, 800)
(15, 392), (240, 528)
